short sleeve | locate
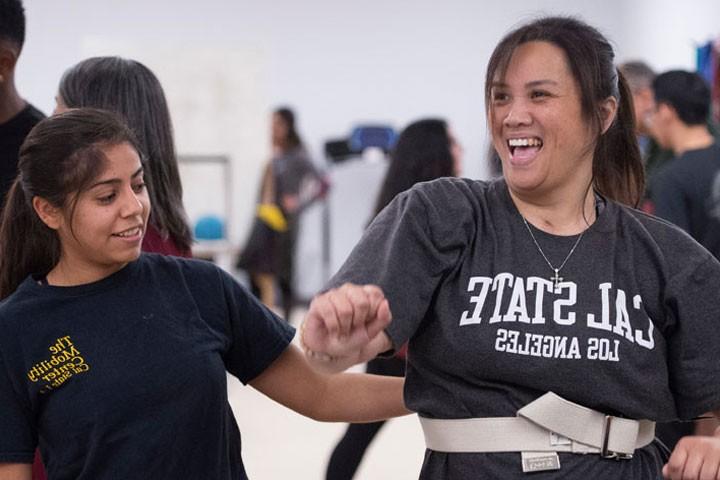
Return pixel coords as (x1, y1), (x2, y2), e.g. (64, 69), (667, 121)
(665, 254), (720, 419)
(0, 351), (36, 463)
(215, 269), (296, 384)
(327, 180), (474, 350)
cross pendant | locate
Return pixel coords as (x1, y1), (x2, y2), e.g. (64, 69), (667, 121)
(551, 269), (563, 293)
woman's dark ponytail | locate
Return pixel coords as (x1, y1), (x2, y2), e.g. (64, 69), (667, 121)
(592, 70), (645, 207)
(0, 179), (60, 298)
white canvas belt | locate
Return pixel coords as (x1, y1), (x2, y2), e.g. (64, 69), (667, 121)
(420, 392), (655, 460)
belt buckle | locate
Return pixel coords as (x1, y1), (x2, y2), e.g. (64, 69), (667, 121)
(600, 415), (633, 460)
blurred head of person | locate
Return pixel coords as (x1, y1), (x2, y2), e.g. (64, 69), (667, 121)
(649, 70), (711, 152)
(618, 61), (656, 136)
(373, 118), (462, 216)
(272, 106), (302, 153)
(0, 0), (27, 113)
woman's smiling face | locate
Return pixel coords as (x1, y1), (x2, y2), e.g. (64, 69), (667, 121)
(51, 142), (150, 281)
(490, 40), (597, 199)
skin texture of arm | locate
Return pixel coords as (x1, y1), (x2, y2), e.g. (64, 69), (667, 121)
(0, 463), (31, 480)
(663, 409), (720, 480)
(249, 344), (409, 423)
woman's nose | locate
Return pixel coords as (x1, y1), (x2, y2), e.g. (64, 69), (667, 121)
(503, 101), (532, 127)
(120, 188), (145, 217)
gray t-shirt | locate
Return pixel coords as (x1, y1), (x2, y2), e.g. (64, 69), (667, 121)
(329, 178), (720, 479)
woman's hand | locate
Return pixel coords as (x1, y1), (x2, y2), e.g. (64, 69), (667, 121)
(300, 283), (393, 373)
(663, 423), (720, 479)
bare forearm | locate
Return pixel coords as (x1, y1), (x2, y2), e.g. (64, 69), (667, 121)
(310, 372), (409, 422)
(694, 410), (720, 436)
(251, 345), (409, 423)
(0, 463), (31, 480)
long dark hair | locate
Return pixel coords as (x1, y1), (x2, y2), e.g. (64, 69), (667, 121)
(485, 16), (644, 207)
(274, 106), (303, 151)
(373, 118), (455, 216)
(0, 108), (139, 299)
(58, 56), (192, 251)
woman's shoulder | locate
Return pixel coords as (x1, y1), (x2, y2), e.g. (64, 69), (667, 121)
(0, 277), (39, 316)
(610, 201), (715, 267)
(388, 177), (505, 242)
(614, 202), (694, 240)
(138, 253), (223, 279)
(408, 176), (501, 204)
(138, 254), (242, 299)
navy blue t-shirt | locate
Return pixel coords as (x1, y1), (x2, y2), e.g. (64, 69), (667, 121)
(0, 254), (295, 479)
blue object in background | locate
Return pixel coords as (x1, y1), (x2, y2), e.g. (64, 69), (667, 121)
(194, 215), (225, 240)
(348, 125), (397, 153)
(697, 41), (714, 86)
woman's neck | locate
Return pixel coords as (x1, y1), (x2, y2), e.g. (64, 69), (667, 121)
(46, 259), (127, 287)
(510, 183), (597, 236)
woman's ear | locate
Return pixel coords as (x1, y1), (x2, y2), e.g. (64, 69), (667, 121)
(599, 96), (619, 134)
(0, 43), (18, 81)
(32, 196), (63, 230)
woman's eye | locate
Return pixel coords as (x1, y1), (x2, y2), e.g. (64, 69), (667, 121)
(132, 182), (146, 194)
(531, 90), (549, 99)
(98, 193), (116, 204)
(492, 92), (510, 103)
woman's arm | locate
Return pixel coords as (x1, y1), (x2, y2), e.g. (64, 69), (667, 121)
(300, 283), (393, 374)
(663, 409), (720, 480)
(0, 463), (31, 480)
(695, 412), (720, 436)
(249, 344), (409, 422)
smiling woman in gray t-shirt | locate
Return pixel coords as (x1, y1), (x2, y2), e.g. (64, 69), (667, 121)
(301, 16), (720, 480)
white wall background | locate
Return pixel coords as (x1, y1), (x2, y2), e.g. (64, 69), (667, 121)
(17, 0), (720, 293)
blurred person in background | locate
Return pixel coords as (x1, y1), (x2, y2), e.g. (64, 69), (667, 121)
(0, 0), (44, 213)
(647, 70), (720, 261)
(237, 106), (328, 319)
(0, 2), (45, 478)
(325, 118), (462, 480)
(619, 61), (675, 213)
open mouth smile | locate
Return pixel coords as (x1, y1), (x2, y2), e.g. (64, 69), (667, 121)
(113, 227), (143, 238)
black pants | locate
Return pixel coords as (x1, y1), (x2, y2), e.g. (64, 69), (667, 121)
(325, 356), (406, 480)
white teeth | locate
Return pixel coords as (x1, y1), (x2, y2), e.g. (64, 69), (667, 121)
(115, 227), (141, 237)
(508, 138), (542, 147)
